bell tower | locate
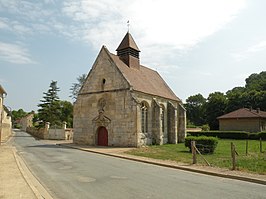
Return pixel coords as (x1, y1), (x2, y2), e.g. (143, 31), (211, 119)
(116, 32), (140, 69)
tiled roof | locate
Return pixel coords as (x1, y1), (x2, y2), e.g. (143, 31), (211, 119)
(217, 108), (266, 119)
(109, 52), (180, 101)
(116, 32), (140, 52)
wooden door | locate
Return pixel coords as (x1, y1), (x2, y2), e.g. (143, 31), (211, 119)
(97, 127), (108, 146)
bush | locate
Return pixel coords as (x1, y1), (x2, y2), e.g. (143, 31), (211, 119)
(185, 136), (218, 154)
(187, 131), (249, 139)
(201, 124), (210, 131)
(257, 132), (266, 140)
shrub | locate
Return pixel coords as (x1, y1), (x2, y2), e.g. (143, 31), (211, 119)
(257, 132), (266, 140)
(201, 124), (210, 131)
(185, 136), (218, 154)
(187, 131), (249, 139)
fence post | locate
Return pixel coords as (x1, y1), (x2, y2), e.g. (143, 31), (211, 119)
(260, 138), (262, 153)
(231, 142), (236, 170)
(246, 139), (248, 156)
(191, 141), (197, 164)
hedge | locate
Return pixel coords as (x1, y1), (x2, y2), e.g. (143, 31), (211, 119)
(187, 131), (249, 139)
(187, 131), (266, 140)
(185, 136), (218, 154)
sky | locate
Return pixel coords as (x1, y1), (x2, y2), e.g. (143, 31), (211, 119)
(1, 0), (266, 112)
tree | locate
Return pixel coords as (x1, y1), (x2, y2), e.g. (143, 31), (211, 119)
(226, 87), (246, 112)
(205, 92), (227, 130)
(38, 81), (61, 126)
(58, 100), (73, 128)
(11, 108), (27, 126)
(245, 71), (266, 91)
(185, 94), (206, 126)
(70, 74), (86, 100)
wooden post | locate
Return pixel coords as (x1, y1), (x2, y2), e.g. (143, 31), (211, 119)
(231, 142), (236, 170)
(191, 141), (197, 164)
(246, 139), (248, 156)
(260, 138), (262, 153)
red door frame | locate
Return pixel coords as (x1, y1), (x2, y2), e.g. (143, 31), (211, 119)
(97, 126), (108, 146)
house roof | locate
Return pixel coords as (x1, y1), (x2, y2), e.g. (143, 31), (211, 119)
(217, 108), (266, 119)
(109, 51), (180, 101)
(116, 32), (140, 52)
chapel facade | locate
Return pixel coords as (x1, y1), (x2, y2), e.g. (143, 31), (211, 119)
(73, 32), (186, 147)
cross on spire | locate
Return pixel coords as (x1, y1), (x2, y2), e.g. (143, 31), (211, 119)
(127, 20), (130, 32)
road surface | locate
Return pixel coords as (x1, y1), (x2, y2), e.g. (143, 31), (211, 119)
(11, 130), (266, 199)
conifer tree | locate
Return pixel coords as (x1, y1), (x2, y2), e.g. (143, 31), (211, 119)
(38, 80), (61, 126)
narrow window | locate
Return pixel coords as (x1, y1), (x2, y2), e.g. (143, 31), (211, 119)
(101, 78), (106, 90)
(141, 102), (148, 133)
(161, 105), (165, 133)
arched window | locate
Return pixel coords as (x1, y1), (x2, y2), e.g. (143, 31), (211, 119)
(141, 102), (148, 133)
(160, 105), (165, 133)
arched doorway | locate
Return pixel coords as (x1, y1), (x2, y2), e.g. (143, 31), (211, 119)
(97, 126), (108, 146)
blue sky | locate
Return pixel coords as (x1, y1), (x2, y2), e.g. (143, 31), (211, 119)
(1, 0), (266, 112)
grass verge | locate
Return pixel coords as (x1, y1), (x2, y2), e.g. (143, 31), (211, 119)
(126, 139), (266, 174)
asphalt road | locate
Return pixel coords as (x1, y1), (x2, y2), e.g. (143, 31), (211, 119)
(11, 130), (266, 199)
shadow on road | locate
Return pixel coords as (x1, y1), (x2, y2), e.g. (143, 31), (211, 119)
(26, 144), (67, 149)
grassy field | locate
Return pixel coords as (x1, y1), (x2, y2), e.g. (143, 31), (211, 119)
(126, 139), (266, 174)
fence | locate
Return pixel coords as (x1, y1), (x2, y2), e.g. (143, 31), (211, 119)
(190, 140), (265, 171)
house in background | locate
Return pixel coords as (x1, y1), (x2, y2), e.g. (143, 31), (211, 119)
(73, 32), (186, 147)
(21, 112), (34, 131)
(217, 108), (266, 132)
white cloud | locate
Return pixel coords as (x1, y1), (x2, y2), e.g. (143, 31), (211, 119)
(59, 0), (246, 68)
(0, 42), (35, 64)
(0, 0), (247, 68)
(232, 40), (266, 61)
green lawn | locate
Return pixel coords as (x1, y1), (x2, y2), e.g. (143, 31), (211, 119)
(126, 139), (266, 174)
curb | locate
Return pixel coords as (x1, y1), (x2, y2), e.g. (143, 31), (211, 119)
(12, 148), (54, 199)
(58, 144), (266, 186)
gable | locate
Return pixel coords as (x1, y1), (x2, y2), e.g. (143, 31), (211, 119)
(79, 46), (130, 95)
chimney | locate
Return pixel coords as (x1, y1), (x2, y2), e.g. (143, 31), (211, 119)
(116, 32), (140, 69)
(257, 108), (260, 113)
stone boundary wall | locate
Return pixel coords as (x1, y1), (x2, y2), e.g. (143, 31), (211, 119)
(26, 126), (48, 139)
(26, 122), (73, 140)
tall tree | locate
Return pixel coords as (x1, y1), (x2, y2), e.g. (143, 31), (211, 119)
(245, 71), (266, 91)
(185, 93), (206, 126)
(226, 87), (246, 112)
(70, 74), (86, 100)
(38, 81), (61, 126)
(205, 92), (227, 130)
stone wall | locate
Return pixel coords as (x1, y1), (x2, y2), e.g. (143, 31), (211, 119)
(1, 111), (12, 142)
(74, 48), (138, 146)
(26, 126), (47, 139)
(74, 90), (137, 146)
(26, 122), (73, 140)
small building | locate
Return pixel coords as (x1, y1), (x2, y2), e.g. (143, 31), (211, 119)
(21, 112), (34, 131)
(73, 32), (186, 147)
(217, 108), (266, 132)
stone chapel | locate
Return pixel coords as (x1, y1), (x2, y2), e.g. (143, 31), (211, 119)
(73, 32), (186, 147)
